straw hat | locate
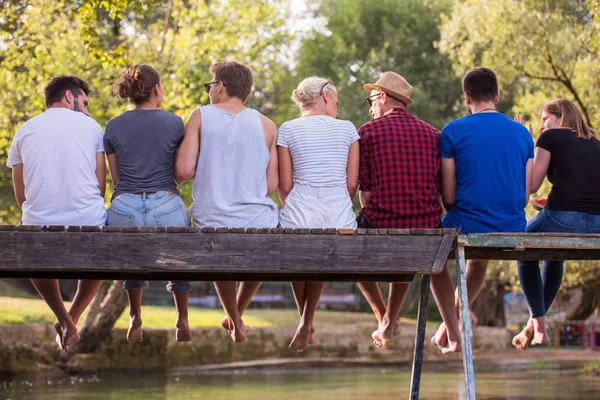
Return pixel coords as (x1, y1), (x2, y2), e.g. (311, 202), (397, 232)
(364, 71), (414, 107)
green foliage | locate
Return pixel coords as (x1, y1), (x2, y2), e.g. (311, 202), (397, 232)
(441, 0), (600, 290)
(0, 0), (292, 218)
(293, 0), (463, 129)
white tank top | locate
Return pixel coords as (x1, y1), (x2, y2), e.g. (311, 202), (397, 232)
(190, 105), (278, 228)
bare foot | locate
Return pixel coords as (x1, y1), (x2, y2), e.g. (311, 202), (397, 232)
(431, 322), (447, 349)
(308, 327), (316, 345)
(440, 339), (462, 354)
(176, 318), (192, 342)
(531, 331), (550, 346)
(372, 321), (394, 348)
(512, 325), (533, 350)
(393, 320), (401, 334)
(127, 316), (143, 343)
(220, 316), (232, 332)
(54, 320), (80, 352)
(289, 325), (313, 352)
(229, 321), (249, 343)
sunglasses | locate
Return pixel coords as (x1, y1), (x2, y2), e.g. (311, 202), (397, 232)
(320, 80), (332, 96)
(366, 93), (382, 107)
(204, 81), (226, 94)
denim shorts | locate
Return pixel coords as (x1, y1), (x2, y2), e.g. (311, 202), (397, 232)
(107, 191), (192, 293)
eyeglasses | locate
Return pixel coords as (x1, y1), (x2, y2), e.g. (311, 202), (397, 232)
(366, 93), (382, 107)
(319, 80), (332, 96)
(204, 81), (226, 94)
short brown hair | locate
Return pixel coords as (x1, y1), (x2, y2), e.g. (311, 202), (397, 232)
(463, 67), (498, 103)
(44, 75), (91, 108)
(542, 99), (597, 139)
(112, 64), (160, 106)
(209, 61), (253, 102)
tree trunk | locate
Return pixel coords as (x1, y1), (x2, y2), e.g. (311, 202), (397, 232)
(566, 281), (600, 321)
(68, 280), (128, 355)
(471, 279), (508, 327)
(81, 280), (111, 327)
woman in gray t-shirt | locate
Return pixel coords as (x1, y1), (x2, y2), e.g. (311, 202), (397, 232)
(105, 64), (192, 344)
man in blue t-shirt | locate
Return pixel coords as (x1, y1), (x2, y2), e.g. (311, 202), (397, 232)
(430, 67), (534, 354)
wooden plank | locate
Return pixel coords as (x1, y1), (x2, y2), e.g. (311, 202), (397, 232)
(0, 231), (449, 280)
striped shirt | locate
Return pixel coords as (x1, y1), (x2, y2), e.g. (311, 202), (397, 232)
(277, 116), (359, 187)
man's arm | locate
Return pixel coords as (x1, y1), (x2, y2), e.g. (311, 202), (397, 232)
(441, 157), (456, 212)
(96, 152), (106, 198)
(175, 108), (201, 184)
(11, 164), (26, 207)
(261, 114), (279, 195)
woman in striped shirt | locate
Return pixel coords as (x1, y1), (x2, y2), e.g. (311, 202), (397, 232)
(278, 77), (360, 352)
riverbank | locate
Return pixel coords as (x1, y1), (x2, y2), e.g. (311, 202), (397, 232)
(0, 321), (510, 374)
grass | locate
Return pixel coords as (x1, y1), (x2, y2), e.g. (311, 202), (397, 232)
(0, 296), (415, 329)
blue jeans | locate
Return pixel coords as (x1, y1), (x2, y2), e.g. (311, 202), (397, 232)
(107, 191), (192, 293)
(518, 208), (600, 317)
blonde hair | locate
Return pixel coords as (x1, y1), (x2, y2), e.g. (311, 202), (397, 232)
(291, 77), (336, 110)
(541, 99), (597, 139)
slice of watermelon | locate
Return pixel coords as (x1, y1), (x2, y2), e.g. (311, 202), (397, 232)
(531, 197), (547, 211)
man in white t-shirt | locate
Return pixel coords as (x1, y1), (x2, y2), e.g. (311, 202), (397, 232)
(7, 75), (107, 351)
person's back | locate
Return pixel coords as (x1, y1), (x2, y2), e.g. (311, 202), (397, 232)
(191, 105), (278, 228)
(441, 112), (532, 233)
(105, 109), (183, 197)
(7, 108), (106, 226)
(359, 107), (441, 229)
(539, 128), (600, 214)
(279, 116), (356, 187)
(7, 75), (106, 352)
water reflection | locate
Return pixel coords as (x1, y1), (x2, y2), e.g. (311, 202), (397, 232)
(2, 365), (600, 399)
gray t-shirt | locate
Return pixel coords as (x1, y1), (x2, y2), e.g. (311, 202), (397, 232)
(104, 109), (184, 196)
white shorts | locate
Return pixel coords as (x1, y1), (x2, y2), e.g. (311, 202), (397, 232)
(279, 184), (357, 229)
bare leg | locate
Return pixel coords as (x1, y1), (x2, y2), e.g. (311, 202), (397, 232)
(126, 288), (144, 343)
(290, 282), (314, 344)
(454, 259), (489, 311)
(53, 279), (103, 348)
(220, 281), (261, 332)
(214, 281), (249, 343)
(289, 282), (324, 352)
(31, 279), (79, 351)
(173, 291), (191, 342)
(430, 262), (462, 353)
(512, 318), (534, 350)
(357, 282), (386, 323)
(372, 282), (410, 347)
(290, 282), (307, 316)
(531, 316), (550, 346)
(68, 280), (104, 324)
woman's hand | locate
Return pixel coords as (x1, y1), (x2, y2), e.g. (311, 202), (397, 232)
(514, 114), (534, 137)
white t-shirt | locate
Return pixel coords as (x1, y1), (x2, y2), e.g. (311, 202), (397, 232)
(7, 108), (107, 226)
(277, 116), (360, 187)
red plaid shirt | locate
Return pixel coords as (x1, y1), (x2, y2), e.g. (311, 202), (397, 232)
(358, 107), (442, 229)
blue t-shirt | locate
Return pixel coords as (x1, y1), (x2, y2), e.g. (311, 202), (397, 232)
(440, 113), (534, 234)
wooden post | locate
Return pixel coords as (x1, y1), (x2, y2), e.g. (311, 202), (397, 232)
(456, 243), (476, 400)
(409, 275), (430, 400)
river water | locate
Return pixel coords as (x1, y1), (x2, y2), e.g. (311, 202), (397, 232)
(2, 364), (599, 399)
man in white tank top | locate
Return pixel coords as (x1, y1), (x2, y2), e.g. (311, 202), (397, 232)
(7, 76), (107, 351)
(175, 61), (279, 343)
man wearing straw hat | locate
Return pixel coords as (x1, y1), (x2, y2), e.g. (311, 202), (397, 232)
(356, 71), (442, 347)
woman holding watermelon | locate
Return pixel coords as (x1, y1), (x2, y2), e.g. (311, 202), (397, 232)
(513, 99), (600, 350)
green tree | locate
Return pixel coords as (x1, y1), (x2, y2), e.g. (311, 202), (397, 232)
(292, 0), (463, 130)
(440, 0), (600, 320)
